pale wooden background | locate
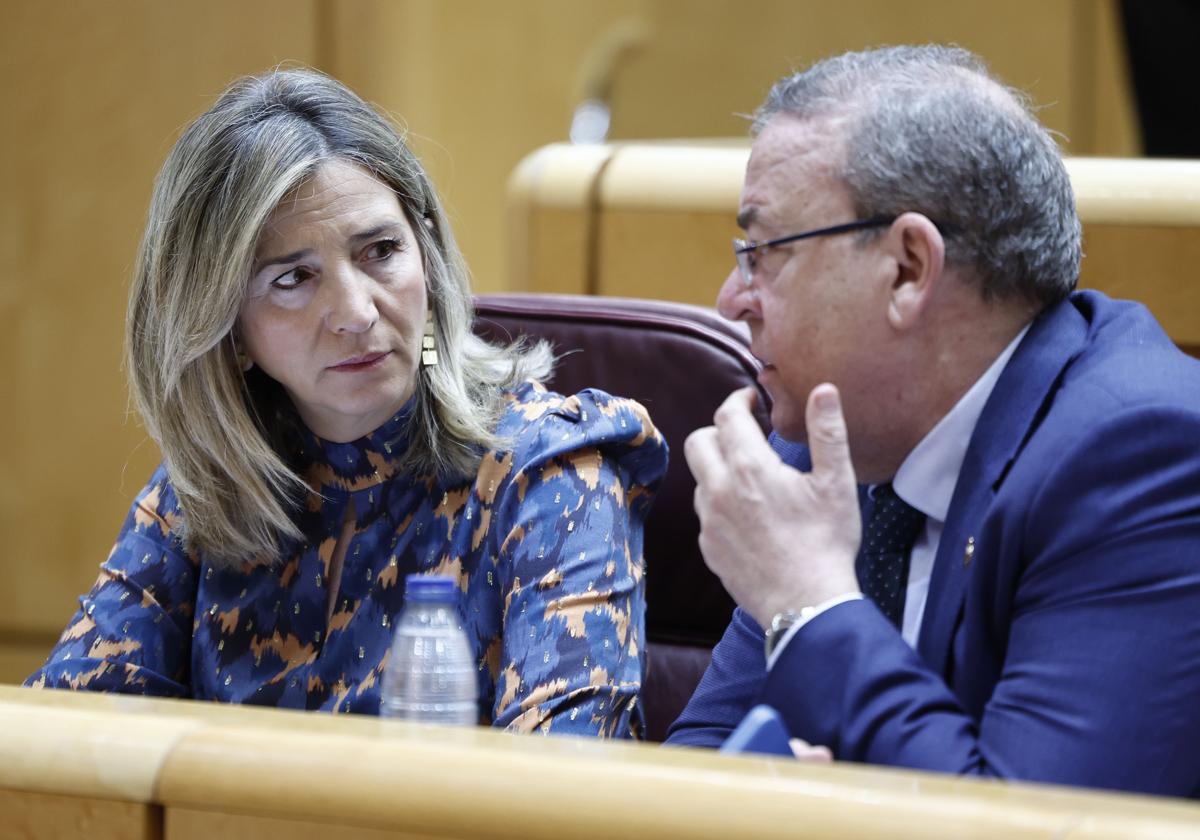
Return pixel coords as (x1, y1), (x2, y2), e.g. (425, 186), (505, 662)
(0, 0), (1140, 681)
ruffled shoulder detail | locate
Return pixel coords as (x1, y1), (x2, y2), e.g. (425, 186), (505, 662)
(121, 463), (188, 551)
(493, 380), (668, 488)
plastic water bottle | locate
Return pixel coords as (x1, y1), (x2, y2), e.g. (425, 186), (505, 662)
(380, 574), (478, 725)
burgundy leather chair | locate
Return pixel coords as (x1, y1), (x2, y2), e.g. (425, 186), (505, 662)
(473, 293), (769, 741)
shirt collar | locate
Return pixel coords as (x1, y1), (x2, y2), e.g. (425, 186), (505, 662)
(892, 325), (1030, 522)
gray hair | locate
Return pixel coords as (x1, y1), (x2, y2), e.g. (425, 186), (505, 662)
(127, 68), (551, 565)
(754, 44), (1081, 307)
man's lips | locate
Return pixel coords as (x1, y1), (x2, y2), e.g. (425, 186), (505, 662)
(329, 350), (390, 371)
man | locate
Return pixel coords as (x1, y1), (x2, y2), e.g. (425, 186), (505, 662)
(667, 44), (1200, 797)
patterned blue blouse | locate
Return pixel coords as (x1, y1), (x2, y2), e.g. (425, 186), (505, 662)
(27, 382), (667, 737)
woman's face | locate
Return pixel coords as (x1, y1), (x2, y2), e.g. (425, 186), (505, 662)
(239, 159), (428, 443)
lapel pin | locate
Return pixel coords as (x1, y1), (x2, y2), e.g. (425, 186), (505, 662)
(963, 536), (975, 567)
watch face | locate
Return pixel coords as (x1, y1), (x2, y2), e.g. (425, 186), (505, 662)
(771, 610), (801, 634)
(764, 610), (804, 660)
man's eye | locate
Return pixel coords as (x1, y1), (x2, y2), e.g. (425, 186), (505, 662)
(272, 267), (313, 289)
(365, 238), (401, 261)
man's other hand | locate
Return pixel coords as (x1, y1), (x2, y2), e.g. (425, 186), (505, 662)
(790, 738), (834, 763)
(684, 384), (862, 627)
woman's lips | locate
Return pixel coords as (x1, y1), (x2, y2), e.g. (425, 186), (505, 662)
(329, 351), (390, 372)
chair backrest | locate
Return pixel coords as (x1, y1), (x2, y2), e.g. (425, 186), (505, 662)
(473, 292), (768, 741)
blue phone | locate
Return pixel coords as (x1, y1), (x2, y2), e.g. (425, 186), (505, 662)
(719, 704), (793, 757)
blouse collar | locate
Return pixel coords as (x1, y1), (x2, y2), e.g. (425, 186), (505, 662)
(295, 396), (417, 492)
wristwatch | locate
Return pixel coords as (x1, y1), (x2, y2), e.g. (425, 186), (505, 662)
(764, 608), (812, 660)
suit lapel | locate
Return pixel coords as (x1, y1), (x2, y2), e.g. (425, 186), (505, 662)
(916, 297), (1091, 674)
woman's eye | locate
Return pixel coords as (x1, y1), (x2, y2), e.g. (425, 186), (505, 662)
(271, 267), (313, 290)
(364, 238), (401, 261)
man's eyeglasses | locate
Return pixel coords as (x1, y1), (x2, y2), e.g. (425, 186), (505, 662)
(733, 215), (896, 286)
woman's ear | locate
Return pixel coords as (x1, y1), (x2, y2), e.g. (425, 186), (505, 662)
(884, 212), (945, 331)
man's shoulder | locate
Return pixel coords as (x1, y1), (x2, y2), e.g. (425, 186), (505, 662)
(956, 290), (1200, 517)
(1056, 290), (1200, 411)
(988, 291), (1200, 506)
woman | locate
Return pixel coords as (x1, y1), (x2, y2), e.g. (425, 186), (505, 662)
(26, 69), (667, 737)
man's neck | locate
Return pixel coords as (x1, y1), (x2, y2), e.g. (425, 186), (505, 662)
(858, 293), (1038, 484)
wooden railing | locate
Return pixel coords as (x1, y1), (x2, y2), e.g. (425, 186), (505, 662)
(3, 685), (1199, 839)
(508, 144), (1200, 355)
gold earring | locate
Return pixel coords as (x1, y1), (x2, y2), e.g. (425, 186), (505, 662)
(421, 308), (439, 367)
(232, 335), (253, 372)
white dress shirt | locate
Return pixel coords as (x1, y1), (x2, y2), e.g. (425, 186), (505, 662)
(768, 326), (1029, 667)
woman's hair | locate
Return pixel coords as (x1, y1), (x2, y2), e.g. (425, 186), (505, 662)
(126, 67), (552, 566)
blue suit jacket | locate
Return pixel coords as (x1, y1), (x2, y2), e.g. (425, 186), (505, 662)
(666, 291), (1200, 797)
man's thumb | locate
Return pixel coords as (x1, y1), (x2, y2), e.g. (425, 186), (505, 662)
(806, 384), (854, 481)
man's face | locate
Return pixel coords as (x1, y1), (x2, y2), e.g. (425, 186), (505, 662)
(717, 116), (893, 449)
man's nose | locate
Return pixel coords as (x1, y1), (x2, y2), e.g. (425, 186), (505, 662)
(325, 264), (379, 334)
(716, 266), (759, 321)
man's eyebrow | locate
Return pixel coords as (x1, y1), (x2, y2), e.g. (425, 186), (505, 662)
(736, 207), (757, 232)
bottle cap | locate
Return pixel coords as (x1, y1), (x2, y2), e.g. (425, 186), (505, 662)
(404, 574), (459, 603)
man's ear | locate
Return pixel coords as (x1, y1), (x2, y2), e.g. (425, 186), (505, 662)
(883, 212), (945, 330)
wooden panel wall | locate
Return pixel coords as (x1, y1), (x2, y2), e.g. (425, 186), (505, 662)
(1, 0), (1145, 682)
(0, 789), (160, 840)
(0, 1), (321, 679)
(320, 0), (1139, 296)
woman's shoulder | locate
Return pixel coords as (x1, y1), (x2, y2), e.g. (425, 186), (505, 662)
(491, 380), (668, 474)
(119, 463), (188, 547)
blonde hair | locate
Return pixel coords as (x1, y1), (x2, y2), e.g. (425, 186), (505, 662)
(126, 68), (551, 566)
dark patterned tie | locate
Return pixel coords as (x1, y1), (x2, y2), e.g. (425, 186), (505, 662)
(855, 484), (926, 628)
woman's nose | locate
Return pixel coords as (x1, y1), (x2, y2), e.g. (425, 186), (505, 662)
(325, 265), (379, 334)
(716, 266), (759, 322)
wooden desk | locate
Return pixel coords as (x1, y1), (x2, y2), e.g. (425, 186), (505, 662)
(2, 686), (1199, 839)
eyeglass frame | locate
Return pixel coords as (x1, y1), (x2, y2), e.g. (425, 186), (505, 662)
(732, 215), (897, 286)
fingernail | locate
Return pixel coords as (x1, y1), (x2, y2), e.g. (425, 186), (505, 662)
(815, 389), (839, 415)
